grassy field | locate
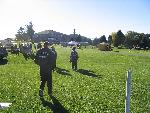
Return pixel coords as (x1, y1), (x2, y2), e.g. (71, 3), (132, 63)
(0, 46), (150, 113)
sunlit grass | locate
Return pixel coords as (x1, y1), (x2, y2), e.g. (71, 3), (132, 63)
(0, 46), (150, 113)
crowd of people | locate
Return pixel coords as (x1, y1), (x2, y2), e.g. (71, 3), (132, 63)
(8, 41), (79, 98)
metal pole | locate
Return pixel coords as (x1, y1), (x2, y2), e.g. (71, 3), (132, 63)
(125, 70), (132, 113)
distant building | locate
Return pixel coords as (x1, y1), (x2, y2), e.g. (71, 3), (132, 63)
(33, 30), (68, 43)
(68, 41), (78, 46)
(32, 29), (92, 45)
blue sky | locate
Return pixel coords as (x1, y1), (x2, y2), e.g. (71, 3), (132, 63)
(0, 0), (150, 40)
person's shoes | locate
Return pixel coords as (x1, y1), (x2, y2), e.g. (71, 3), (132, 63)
(39, 89), (43, 97)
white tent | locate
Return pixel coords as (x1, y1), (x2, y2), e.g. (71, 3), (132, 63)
(68, 41), (78, 46)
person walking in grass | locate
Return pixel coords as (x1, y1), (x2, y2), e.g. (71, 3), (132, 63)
(70, 46), (79, 70)
(34, 41), (55, 98)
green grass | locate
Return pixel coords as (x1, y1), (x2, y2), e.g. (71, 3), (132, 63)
(0, 46), (150, 113)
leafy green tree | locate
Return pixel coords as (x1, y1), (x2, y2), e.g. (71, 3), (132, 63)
(116, 30), (125, 45)
(145, 34), (150, 48)
(26, 22), (35, 41)
(124, 31), (136, 48)
(124, 31), (143, 48)
(139, 33), (149, 49)
(108, 35), (112, 44)
(15, 27), (25, 41)
(112, 30), (125, 47)
(124, 31), (150, 49)
(15, 22), (35, 42)
(111, 32), (118, 47)
(99, 35), (107, 43)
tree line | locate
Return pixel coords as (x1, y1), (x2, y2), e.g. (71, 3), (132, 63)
(15, 22), (92, 44)
(15, 22), (34, 42)
(93, 30), (150, 49)
(15, 22), (150, 49)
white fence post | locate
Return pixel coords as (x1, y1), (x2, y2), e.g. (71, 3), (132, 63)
(125, 70), (132, 113)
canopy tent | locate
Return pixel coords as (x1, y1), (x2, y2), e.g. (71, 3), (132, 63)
(68, 41), (78, 46)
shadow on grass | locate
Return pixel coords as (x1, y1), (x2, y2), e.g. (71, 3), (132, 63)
(0, 59), (8, 65)
(77, 69), (100, 78)
(40, 96), (69, 113)
(56, 67), (72, 76)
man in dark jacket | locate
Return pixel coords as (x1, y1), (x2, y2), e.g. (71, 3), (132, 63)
(34, 41), (55, 97)
(70, 46), (79, 70)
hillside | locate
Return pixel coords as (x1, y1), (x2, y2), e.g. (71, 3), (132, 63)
(34, 30), (92, 44)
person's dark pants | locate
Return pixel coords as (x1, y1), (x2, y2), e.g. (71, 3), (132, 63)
(72, 60), (77, 70)
(52, 60), (57, 71)
(40, 69), (52, 95)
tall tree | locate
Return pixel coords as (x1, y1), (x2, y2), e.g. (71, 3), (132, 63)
(139, 33), (149, 49)
(112, 30), (125, 47)
(145, 34), (150, 48)
(15, 27), (25, 41)
(125, 31), (140, 48)
(108, 35), (112, 44)
(111, 32), (118, 47)
(99, 35), (107, 43)
(26, 22), (35, 41)
(116, 30), (125, 45)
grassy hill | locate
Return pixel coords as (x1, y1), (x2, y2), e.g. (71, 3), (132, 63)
(0, 46), (150, 113)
